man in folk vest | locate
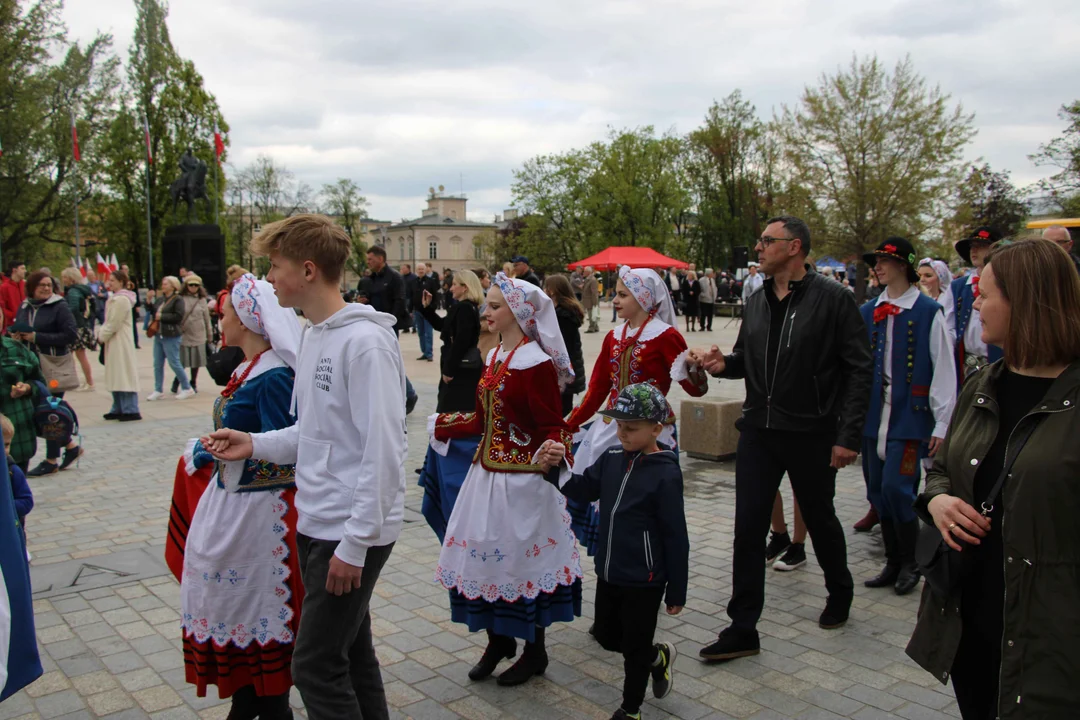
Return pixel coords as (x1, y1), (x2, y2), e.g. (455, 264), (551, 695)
(952, 226), (1003, 384)
(860, 237), (956, 596)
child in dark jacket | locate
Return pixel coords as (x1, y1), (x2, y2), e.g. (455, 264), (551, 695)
(540, 383), (689, 720)
(1, 414), (33, 554)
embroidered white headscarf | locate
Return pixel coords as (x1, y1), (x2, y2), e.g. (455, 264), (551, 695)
(617, 266), (678, 327)
(230, 273), (302, 370)
(492, 272), (574, 389)
(918, 258), (952, 295)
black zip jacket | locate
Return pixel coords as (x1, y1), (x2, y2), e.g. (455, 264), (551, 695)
(717, 266), (872, 451)
(547, 444), (689, 606)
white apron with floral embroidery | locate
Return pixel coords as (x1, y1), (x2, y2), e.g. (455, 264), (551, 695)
(434, 464), (582, 601)
(181, 482), (294, 648)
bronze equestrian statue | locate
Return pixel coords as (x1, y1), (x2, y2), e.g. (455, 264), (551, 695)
(169, 148), (210, 223)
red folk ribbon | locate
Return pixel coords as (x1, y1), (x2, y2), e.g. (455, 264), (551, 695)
(872, 303), (902, 324)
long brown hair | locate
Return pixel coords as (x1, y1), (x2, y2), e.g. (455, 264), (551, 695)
(544, 274), (584, 322)
(986, 238), (1080, 368)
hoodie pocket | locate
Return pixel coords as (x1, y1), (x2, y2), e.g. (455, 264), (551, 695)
(644, 531), (654, 572)
(296, 437), (347, 519)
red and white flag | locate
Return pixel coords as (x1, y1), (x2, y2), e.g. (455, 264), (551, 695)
(109, 254), (119, 272)
(213, 121), (224, 162)
(96, 253), (109, 276)
(70, 110), (81, 162)
(143, 115), (153, 165)
(80, 258), (88, 278)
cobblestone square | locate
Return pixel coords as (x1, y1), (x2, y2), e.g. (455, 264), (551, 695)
(8, 316), (961, 719)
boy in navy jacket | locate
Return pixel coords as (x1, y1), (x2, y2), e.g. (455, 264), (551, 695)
(540, 383), (689, 720)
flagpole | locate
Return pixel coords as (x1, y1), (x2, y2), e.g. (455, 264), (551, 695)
(70, 110), (81, 267)
(143, 112), (154, 287)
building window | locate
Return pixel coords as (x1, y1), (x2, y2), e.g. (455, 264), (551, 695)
(399, 240), (405, 261)
(474, 243), (483, 260)
(449, 235), (462, 259)
(429, 240), (438, 260)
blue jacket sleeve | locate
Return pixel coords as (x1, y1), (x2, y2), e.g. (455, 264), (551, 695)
(544, 453), (604, 503)
(10, 464), (33, 518)
(657, 469), (689, 607)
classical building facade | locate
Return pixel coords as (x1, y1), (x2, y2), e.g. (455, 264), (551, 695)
(370, 187), (496, 273)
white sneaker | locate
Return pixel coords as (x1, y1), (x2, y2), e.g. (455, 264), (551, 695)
(146, 391), (164, 401)
(175, 388), (196, 400)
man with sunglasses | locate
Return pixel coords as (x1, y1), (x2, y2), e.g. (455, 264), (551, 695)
(689, 216), (872, 662)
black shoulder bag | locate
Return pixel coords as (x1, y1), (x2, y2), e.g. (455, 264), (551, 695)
(916, 418), (1041, 599)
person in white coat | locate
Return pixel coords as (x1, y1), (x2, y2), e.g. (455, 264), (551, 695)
(98, 270), (141, 422)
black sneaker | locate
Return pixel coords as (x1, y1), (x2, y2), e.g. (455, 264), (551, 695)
(27, 461), (59, 477)
(103, 412), (120, 420)
(772, 543), (806, 572)
(699, 627), (760, 662)
(118, 413), (143, 422)
(610, 709), (640, 720)
(765, 531), (791, 564)
(651, 641), (676, 699)
(59, 446), (83, 470)
(818, 595), (851, 630)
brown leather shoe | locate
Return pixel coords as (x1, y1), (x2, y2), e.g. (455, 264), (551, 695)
(853, 506), (879, 532)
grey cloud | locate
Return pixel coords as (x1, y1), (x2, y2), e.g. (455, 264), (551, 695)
(855, 0), (1012, 39)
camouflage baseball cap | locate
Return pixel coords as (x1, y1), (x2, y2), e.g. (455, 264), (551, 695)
(599, 382), (669, 424)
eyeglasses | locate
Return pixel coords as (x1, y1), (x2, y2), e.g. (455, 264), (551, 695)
(757, 236), (792, 248)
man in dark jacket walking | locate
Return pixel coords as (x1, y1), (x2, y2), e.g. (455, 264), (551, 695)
(691, 215), (872, 661)
(400, 264), (417, 332)
(510, 256), (541, 287)
(412, 263), (441, 361)
(357, 246), (406, 334)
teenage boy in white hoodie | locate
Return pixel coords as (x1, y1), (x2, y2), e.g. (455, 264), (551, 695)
(204, 214), (407, 720)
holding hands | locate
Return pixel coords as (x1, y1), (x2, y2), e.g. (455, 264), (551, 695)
(200, 428), (254, 461)
(536, 440), (566, 472)
(10, 382), (31, 399)
(688, 345), (726, 375)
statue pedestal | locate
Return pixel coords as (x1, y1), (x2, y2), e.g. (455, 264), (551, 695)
(163, 224), (226, 295)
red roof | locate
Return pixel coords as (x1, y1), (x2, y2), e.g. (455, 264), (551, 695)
(567, 246), (689, 272)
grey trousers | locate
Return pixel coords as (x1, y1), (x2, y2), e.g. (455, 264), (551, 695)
(292, 535), (394, 720)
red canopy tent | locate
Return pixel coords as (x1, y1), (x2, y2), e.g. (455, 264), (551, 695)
(567, 246), (688, 272)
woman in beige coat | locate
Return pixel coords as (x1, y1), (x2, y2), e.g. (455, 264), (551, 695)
(171, 274), (213, 393)
(98, 270), (141, 421)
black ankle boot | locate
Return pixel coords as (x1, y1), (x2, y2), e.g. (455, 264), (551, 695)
(469, 630), (517, 681)
(254, 692), (293, 720)
(226, 685), (258, 720)
(894, 520), (922, 596)
(865, 519), (901, 588)
(497, 627), (548, 686)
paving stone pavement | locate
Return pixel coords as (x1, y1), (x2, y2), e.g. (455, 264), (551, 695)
(8, 315), (962, 719)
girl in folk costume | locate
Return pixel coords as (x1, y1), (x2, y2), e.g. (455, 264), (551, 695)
(167, 274), (303, 720)
(429, 273), (582, 687)
(567, 266), (709, 553)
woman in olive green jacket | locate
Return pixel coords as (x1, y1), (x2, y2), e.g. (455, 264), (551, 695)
(906, 239), (1080, 719)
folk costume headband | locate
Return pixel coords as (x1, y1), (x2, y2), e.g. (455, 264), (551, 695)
(231, 273), (302, 370)
(492, 272), (575, 390)
(617, 266), (678, 328)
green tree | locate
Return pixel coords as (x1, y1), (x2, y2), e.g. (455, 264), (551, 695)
(777, 55), (976, 298)
(511, 149), (593, 266)
(953, 163), (1029, 239)
(95, 0), (229, 280)
(684, 92), (779, 271)
(320, 178), (369, 236)
(0, 0), (120, 264)
(1029, 100), (1080, 216)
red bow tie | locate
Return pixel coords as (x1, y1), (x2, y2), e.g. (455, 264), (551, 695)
(873, 302), (902, 324)
(972, 275), (980, 299)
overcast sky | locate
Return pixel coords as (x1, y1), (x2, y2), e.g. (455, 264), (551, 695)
(63, 0), (1079, 224)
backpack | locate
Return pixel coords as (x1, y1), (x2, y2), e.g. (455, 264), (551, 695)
(32, 381), (78, 444)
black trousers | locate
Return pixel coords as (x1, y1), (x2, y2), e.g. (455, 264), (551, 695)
(950, 616), (1001, 719)
(727, 425), (853, 631)
(593, 579), (664, 714)
(699, 303), (714, 331)
(292, 535), (394, 720)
